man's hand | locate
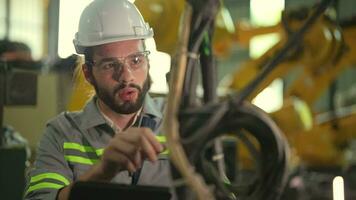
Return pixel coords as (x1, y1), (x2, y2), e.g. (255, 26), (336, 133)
(57, 127), (163, 200)
(98, 127), (164, 178)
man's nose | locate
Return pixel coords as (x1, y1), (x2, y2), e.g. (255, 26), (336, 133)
(113, 64), (134, 82)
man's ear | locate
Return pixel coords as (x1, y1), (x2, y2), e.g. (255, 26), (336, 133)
(82, 63), (94, 85)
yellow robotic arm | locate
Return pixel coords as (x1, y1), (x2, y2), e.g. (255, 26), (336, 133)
(228, 9), (356, 167)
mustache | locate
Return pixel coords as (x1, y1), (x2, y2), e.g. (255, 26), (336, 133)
(113, 83), (142, 94)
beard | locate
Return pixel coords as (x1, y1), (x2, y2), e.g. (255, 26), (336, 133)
(92, 76), (151, 114)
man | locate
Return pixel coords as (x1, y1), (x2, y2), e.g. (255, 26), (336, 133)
(24, 0), (172, 199)
(0, 40), (34, 160)
(0, 40), (32, 62)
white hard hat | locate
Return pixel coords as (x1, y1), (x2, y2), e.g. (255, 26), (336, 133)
(73, 0), (154, 54)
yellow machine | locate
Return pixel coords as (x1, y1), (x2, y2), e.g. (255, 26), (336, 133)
(135, 0), (236, 58)
(66, 59), (94, 111)
(228, 9), (356, 167)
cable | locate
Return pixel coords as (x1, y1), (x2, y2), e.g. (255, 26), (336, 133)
(181, 0), (220, 108)
(179, 100), (290, 200)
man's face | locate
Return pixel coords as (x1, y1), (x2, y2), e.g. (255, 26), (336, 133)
(86, 39), (150, 114)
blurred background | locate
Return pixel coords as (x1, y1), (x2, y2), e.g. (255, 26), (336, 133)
(0, 0), (355, 199)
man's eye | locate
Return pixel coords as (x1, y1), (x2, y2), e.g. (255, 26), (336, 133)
(101, 62), (116, 70)
(129, 55), (143, 65)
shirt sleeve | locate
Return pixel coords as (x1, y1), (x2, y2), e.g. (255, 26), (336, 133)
(24, 124), (73, 200)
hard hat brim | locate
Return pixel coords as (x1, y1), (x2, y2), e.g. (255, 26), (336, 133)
(74, 30), (154, 54)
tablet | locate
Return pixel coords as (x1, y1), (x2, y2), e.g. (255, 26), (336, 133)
(69, 181), (172, 200)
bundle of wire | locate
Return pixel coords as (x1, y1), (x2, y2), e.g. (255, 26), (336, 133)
(178, 100), (290, 200)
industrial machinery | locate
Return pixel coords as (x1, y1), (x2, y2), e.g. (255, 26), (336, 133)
(135, 0), (236, 58)
(163, 0), (294, 199)
(227, 3), (356, 168)
(224, 2), (356, 200)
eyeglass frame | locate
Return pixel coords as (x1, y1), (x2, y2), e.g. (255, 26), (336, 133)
(86, 50), (150, 73)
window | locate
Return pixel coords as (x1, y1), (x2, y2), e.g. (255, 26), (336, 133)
(58, 0), (93, 58)
(0, 0), (44, 60)
(249, 0), (285, 112)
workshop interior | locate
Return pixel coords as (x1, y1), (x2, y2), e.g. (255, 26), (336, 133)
(0, 0), (355, 199)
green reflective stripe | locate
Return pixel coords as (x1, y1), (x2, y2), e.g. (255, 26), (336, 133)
(64, 155), (98, 165)
(26, 182), (64, 194)
(156, 135), (168, 156)
(160, 149), (169, 155)
(96, 149), (104, 156)
(30, 173), (69, 185)
(156, 135), (166, 143)
(64, 142), (95, 153)
(63, 142), (103, 156)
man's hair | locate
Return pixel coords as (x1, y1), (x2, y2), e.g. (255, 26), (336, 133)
(83, 47), (94, 66)
(0, 40), (31, 56)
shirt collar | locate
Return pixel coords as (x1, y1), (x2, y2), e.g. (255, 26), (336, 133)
(97, 100), (142, 133)
(79, 96), (106, 129)
(142, 95), (163, 119)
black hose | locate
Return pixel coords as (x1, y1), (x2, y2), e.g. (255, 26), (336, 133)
(179, 101), (290, 200)
(181, 0), (220, 108)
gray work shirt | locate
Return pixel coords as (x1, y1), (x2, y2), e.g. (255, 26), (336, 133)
(24, 95), (173, 200)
